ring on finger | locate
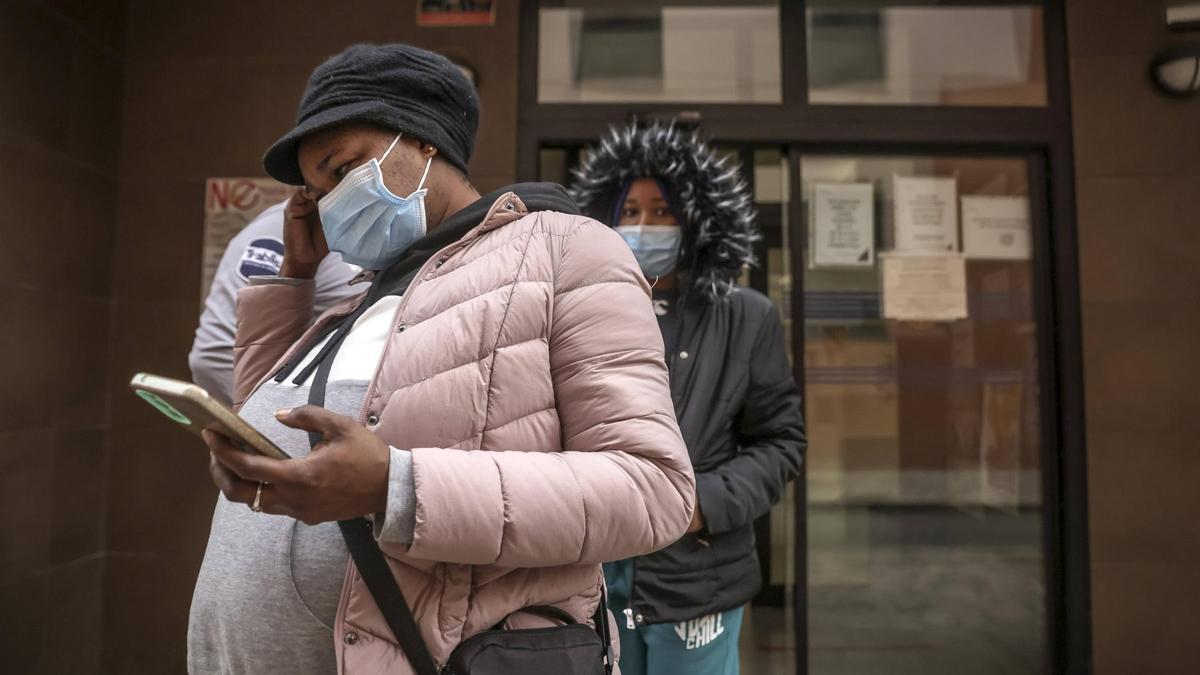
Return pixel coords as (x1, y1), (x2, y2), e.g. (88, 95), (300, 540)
(250, 481), (265, 513)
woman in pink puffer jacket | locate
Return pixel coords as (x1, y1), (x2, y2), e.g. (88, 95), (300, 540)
(191, 43), (694, 675)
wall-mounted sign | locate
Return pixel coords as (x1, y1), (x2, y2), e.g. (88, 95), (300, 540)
(812, 182), (875, 267)
(418, 0), (495, 27)
(202, 178), (291, 303)
(881, 253), (968, 321)
(893, 175), (958, 254)
(961, 195), (1031, 260)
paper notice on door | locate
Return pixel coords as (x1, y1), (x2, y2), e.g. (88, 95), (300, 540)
(202, 178), (292, 305)
(893, 176), (958, 253)
(961, 195), (1031, 260)
(881, 253), (968, 321)
(812, 182), (875, 267)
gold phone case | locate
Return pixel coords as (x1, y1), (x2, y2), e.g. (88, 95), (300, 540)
(129, 373), (289, 460)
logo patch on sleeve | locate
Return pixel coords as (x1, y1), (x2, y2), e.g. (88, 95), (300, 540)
(237, 237), (285, 280)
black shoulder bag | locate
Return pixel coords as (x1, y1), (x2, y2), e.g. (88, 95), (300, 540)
(306, 322), (613, 675)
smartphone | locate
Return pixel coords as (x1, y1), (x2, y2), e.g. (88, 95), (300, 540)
(129, 372), (290, 460)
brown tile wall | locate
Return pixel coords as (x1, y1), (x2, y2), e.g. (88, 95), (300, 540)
(103, 1), (521, 671)
(1066, 1), (1200, 673)
(0, 0), (125, 672)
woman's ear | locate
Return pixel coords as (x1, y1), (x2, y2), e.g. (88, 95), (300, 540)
(423, 144), (439, 160)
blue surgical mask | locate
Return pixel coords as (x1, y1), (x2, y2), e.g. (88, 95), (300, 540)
(318, 133), (431, 270)
(615, 225), (682, 278)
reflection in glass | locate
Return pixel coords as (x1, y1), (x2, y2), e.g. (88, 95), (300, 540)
(738, 148), (797, 674)
(539, 148), (569, 184)
(802, 156), (1046, 674)
(538, 0), (781, 103)
(807, 4), (1047, 106)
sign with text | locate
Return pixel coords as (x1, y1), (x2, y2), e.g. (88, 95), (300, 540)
(893, 175), (958, 254)
(881, 253), (968, 321)
(961, 195), (1031, 260)
(812, 182), (875, 267)
(202, 178), (291, 304)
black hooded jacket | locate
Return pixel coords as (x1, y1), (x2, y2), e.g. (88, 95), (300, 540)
(569, 122), (807, 624)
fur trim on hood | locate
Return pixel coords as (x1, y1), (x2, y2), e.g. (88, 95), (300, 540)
(567, 120), (759, 302)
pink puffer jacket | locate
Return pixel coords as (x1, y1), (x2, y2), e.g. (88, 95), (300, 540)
(232, 191), (696, 673)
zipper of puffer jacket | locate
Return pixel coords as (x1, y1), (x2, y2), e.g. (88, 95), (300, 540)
(626, 280), (685, 630)
(338, 236), (477, 675)
(628, 280), (711, 630)
(351, 236), (473, 426)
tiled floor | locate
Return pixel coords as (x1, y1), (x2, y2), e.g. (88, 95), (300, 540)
(738, 507), (1045, 675)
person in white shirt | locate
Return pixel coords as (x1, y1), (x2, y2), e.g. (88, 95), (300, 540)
(188, 200), (359, 404)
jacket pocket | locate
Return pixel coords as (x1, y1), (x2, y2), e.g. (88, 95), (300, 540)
(640, 533), (717, 573)
(705, 522), (756, 570)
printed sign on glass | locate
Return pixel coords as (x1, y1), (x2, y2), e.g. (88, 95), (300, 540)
(961, 195), (1031, 260)
(893, 175), (958, 253)
(812, 182), (875, 267)
(881, 253), (968, 321)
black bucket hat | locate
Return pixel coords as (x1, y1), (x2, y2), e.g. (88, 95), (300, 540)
(263, 43), (479, 186)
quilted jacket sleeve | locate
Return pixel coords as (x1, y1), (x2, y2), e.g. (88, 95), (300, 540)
(231, 279), (315, 409)
(694, 304), (806, 535)
(404, 218), (696, 567)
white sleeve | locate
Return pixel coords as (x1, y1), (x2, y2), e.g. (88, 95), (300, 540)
(372, 447), (416, 545)
(188, 204), (289, 404)
(188, 240), (243, 405)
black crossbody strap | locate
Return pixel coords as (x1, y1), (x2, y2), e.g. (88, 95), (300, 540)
(307, 305), (611, 675)
(336, 518), (439, 675)
(595, 584), (613, 675)
(307, 334), (440, 675)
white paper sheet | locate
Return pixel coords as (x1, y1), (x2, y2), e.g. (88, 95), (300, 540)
(961, 195), (1031, 260)
(893, 176), (958, 253)
(881, 253), (968, 321)
(812, 182), (875, 267)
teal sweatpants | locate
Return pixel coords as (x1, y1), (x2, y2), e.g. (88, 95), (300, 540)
(604, 559), (743, 675)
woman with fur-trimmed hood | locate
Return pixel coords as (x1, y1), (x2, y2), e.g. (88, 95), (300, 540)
(570, 120), (807, 675)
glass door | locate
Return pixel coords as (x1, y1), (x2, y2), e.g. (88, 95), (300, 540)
(539, 144), (1050, 675)
(732, 146), (799, 674)
(523, 1), (1087, 670)
(797, 152), (1047, 675)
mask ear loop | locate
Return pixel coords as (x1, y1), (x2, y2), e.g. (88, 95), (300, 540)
(379, 132), (433, 196)
(414, 153), (433, 192)
(379, 133), (403, 163)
